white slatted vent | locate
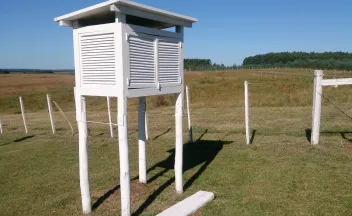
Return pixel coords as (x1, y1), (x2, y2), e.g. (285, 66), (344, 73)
(158, 40), (180, 84)
(129, 36), (155, 85)
(79, 32), (116, 86)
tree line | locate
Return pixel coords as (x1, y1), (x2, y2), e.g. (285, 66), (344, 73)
(184, 58), (236, 71)
(242, 52), (352, 70)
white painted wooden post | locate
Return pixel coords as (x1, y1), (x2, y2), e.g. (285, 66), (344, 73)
(311, 70), (323, 145)
(185, 86), (193, 143)
(46, 94), (56, 134)
(0, 119), (3, 134)
(138, 97), (147, 184)
(75, 91), (91, 214)
(244, 81), (250, 145)
(145, 110), (149, 141)
(107, 96), (114, 138)
(175, 92), (184, 193)
(19, 96), (28, 134)
(117, 96), (131, 216)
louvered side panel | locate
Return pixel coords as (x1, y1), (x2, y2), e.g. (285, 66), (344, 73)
(79, 32), (116, 86)
(158, 40), (180, 84)
(129, 36), (155, 87)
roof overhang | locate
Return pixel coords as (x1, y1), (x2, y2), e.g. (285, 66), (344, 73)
(54, 0), (198, 28)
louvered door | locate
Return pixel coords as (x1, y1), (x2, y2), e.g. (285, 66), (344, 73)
(79, 32), (116, 86)
(158, 38), (181, 85)
(127, 32), (181, 89)
(128, 34), (156, 87)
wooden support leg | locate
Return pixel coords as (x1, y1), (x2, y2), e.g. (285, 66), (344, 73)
(311, 70), (323, 145)
(138, 97), (147, 184)
(175, 92), (184, 194)
(118, 96), (131, 216)
(75, 90), (91, 214)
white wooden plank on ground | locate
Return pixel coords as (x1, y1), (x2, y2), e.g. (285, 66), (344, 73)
(157, 191), (214, 216)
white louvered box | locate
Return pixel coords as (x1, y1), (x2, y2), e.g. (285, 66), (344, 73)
(56, 0), (197, 98)
(55, 2), (197, 215)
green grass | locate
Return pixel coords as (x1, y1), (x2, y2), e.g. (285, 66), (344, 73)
(1, 69), (352, 215)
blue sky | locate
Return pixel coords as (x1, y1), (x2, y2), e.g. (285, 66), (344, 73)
(0, 0), (351, 69)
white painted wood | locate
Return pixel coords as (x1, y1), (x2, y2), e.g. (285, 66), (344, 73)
(0, 119), (3, 134)
(157, 191), (214, 216)
(176, 26), (184, 87)
(185, 86), (193, 143)
(54, 0), (198, 26)
(175, 92), (184, 193)
(158, 38), (181, 86)
(77, 24), (116, 87)
(244, 81), (250, 145)
(19, 96), (28, 134)
(107, 96), (114, 138)
(73, 22), (81, 88)
(56, 2), (196, 214)
(310, 73), (352, 145)
(128, 34), (156, 88)
(311, 70), (323, 145)
(127, 86), (183, 98)
(59, 20), (72, 27)
(321, 78), (352, 86)
(115, 12), (131, 216)
(155, 38), (160, 89)
(76, 86), (122, 97)
(138, 97), (147, 184)
(118, 97), (131, 216)
(46, 94), (56, 134)
(74, 92), (92, 214)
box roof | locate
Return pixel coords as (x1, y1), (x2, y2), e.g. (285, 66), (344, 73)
(54, 0), (197, 28)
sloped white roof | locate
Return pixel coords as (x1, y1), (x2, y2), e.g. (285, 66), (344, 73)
(54, 0), (197, 27)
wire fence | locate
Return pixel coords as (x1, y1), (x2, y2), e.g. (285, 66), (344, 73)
(1, 70), (352, 145)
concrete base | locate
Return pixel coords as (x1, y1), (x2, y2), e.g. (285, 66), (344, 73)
(157, 191), (214, 216)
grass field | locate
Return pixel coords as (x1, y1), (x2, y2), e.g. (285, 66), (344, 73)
(1, 69), (352, 215)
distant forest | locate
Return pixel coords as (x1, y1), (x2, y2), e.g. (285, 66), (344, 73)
(242, 52), (352, 70)
(184, 59), (236, 71)
(2, 52), (352, 74)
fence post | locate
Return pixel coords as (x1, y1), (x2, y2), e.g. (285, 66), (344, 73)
(0, 119), (3, 134)
(107, 96), (114, 138)
(244, 81), (250, 144)
(311, 70), (323, 145)
(186, 86), (193, 143)
(47, 94), (56, 134)
(19, 96), (28, 134)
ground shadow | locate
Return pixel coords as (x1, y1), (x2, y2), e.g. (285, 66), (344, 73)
(93, 129), (231, 214)
(320, 131), (352, 143)
(152, 128), (171, 141)
(92, 185), (120, 210)
(0, 135), (35, 147)
(133, 131), (231, 215)
(250, 130), (256, 144)
(305, 130), (352, 144)
(305, 129), (311, 143)
(129, 129), (138, 136)
(340, 132), (352, 143)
